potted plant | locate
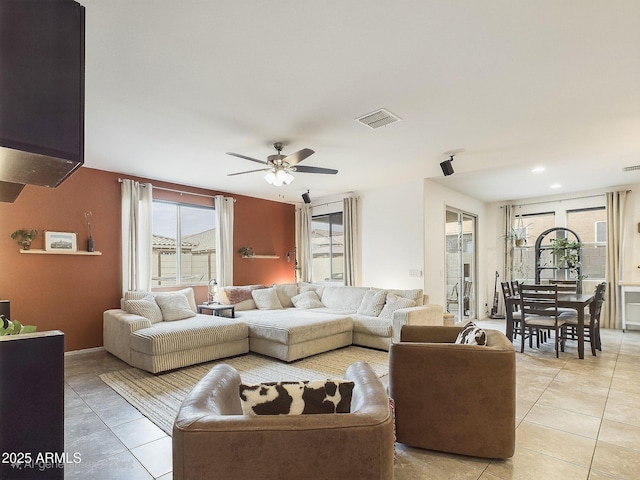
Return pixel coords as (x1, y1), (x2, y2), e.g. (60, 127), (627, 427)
(10, 228), (38, 250)
(0, 316), (37, 336)
(509, 227), (531, 247)
(238, 246), (254, 258)
(549, 237), (585, 279)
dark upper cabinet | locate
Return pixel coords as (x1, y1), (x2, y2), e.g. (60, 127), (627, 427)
(0, 0), (85, 201)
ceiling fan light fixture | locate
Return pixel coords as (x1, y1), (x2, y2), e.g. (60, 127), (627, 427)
(264, 170), (276, 185)
(283, 172), (294, 184)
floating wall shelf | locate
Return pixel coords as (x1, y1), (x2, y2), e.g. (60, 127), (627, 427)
(20, 249), (102, 256)
(241, 254), (280, 259)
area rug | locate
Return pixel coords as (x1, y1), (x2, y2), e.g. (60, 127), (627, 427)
(99, 346), (389, 435)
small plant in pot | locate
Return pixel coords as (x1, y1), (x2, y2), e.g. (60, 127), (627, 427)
(10, 229), (38, 250)
(0, 315), (37, 336)
(238, 246), (254, 257)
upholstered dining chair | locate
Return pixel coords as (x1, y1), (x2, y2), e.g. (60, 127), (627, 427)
(560, 282), (606, 356)
(518, 284), (571, 357)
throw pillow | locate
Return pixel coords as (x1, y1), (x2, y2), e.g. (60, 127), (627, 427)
(251, 287), (283, 310)
(378, 293), (417, 319)
(454, 321), (487, 346)
(123, 295), (163, 323)
(239, 379), (354, 415)
(356, 289), (387, 317)
(291, 290), (324, 309)
(273, 283), (298, 308)
(155, 294), (197, 321)
(222, 284), (266, 304)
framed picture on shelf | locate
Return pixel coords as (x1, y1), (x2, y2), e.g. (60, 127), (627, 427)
(44, 231), (77, 252)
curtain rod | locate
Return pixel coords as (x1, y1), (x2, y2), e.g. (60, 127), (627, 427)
(118, 178), (235, 201)
(312, 200), (344, 208)
(502, 190), (631, 208)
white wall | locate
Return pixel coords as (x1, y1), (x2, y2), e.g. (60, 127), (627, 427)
(358, 180), (424, 290)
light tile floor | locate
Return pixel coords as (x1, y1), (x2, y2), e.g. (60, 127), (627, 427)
(63, 320), (640, 479)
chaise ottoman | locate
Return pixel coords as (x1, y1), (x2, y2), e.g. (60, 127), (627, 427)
(235, 310), (353, 362)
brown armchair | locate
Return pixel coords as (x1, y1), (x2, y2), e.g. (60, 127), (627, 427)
(389, 325), (516, 459)
(173, 361), (395, 480)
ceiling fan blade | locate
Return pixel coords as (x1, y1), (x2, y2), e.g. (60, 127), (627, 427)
(227, 168), (269, 177)
(293, 165), (338, 175)
(284, 148), (315, 166)
(226, 152), (267, 165)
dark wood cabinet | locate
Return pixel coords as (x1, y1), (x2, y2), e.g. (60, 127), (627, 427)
(0, 0), (85, 201)
(0, 331), (65, 479)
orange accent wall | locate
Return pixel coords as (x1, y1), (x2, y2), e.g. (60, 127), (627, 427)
(0, 167), (295, 351)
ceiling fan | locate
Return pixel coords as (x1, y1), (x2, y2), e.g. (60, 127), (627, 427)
(227, 142), (338, 186)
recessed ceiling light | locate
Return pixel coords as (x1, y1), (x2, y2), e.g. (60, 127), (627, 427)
(550, 184), (561, 189)
(531, 166), (545, 173)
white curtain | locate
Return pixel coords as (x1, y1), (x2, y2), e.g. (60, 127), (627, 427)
(503, 204), (516, 282)
(295, 205), (312, 283)
(602, 190), (628, 329)
(343, 196), (359, 286)
(121, 179), (153, 295)
(215, 195), (235, 287)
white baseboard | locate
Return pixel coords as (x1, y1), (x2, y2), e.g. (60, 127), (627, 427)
(65, 346), (106, 356)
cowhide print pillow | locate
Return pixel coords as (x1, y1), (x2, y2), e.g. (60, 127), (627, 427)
(239, 379), (355, 415)
(454, 321), (487, 346)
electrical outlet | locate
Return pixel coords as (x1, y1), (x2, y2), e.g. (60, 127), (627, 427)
(409, 269), (423, 277)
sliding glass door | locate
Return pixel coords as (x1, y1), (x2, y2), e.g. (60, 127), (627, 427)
(445, 208), (477, 322)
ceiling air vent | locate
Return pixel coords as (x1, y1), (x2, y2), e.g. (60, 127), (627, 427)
(623, 165), (640, 172)
(356, 108), (401, 129)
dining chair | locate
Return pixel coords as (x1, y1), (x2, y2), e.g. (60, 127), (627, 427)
(560, 282), (606, 356)
(501, 282), (521, 340)
(548, 279), (579, 293)
(518, 284), (568, 357)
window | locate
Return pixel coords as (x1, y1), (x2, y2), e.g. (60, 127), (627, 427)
(512, 212), (555, 282)
(152, 201), (217, 287)
(311, 212), (343, 283)
(567, 207), (606, 280)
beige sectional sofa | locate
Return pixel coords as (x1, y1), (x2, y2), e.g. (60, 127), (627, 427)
(103, 283), (443, 372)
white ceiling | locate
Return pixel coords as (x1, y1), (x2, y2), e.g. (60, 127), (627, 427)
(83, 1), (640, 204)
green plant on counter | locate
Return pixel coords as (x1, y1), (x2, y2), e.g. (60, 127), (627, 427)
(10, 229), (38, 250)
(0, 316), (37, 336)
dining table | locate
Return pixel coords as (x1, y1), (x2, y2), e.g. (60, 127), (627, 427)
(505, 292), (595, 359)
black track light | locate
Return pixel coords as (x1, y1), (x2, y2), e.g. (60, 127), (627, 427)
(302, 190), (311, 204)
(440, 155), (455, 176)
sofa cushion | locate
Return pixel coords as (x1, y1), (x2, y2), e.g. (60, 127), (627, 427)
(320, 286), (369, 311)
(455, 322), (487, 346)
(252, 288), (283, 310)
(123, 287), (198, 313)
(123, 295), (163, 324)
(379, 293), (417, 319)
(385, 288), (424, 306)
(239, 379), (354, 415)
(351, 314), (393, 338)
(130, 315), (248, 355)
(291, 291), (324, 309)
(273, 283), (298, 308)
(356, 290), (387, 317)
(155, 293), (197, 321)
(298, 283), (325, 298)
